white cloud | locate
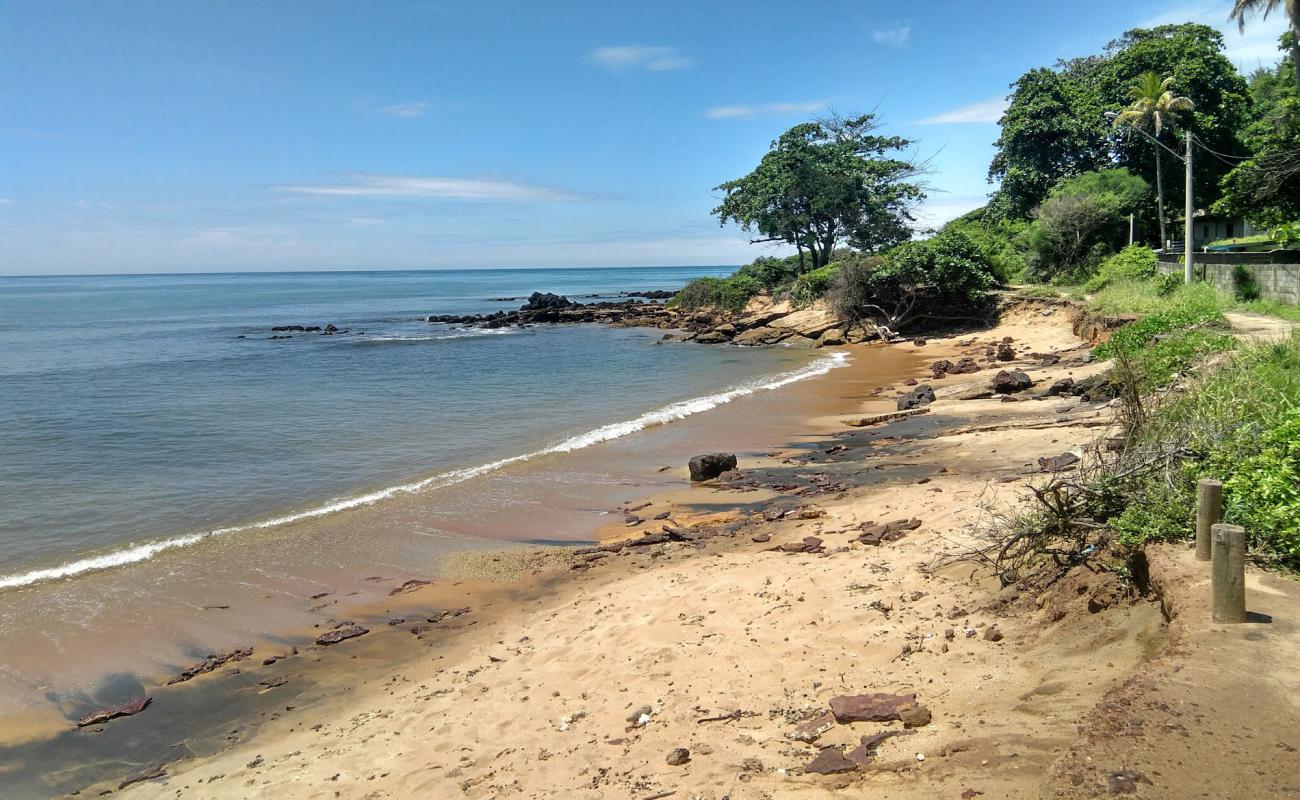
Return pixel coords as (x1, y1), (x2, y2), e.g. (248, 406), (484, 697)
(915, 97), (1008, 125)
(589, 45), (692, 72)
(0, 198), (13, 207)
(872, 24), (912, 48)
(377, 101), (432, 118)
(705, 100), (826, 120)
(277, 174), (584, 203)
(1140, 3), (1291, 69)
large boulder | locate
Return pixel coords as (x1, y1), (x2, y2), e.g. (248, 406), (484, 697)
(688, 453), (737, 482)
(992, 370), (1033, 394)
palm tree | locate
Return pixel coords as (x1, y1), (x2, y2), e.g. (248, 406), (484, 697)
(1111, 73), (1194, 246)
(1230, 0), (1300, 91)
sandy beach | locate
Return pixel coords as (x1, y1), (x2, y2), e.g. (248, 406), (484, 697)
(14, 299), (1297, 799)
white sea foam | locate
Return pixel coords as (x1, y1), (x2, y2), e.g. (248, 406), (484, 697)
(363, 328), (517, 343)
(0, 351), (849, 591)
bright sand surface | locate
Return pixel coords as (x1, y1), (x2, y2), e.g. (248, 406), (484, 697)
(23, 300), (1282, 799)
(24, 299), (1144, 799)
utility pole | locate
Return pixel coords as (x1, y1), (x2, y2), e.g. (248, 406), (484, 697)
(1185, 130), (1194, 284)
(1129, 213), (1135, 246)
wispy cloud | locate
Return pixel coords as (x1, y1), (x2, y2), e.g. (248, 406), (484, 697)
(1140, 3), (1290, 68)
(276, 174), (584, 203)
(872, 24), (912, 48)
(705, 100), (826, 120)
(915, 97), (1008, 125)
(589, 45), (692, 72)
(376, 101), (432, 118)
(0, 198), (13, 207)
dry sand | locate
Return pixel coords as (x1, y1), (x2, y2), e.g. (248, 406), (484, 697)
(95, 301), (1296, 800)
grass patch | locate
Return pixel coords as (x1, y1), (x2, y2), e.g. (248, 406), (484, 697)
(1105, 334), (1300, 568)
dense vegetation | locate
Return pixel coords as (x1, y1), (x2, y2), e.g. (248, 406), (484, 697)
(975, 23), (1299, 284)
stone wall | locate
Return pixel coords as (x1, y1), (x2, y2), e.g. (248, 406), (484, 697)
(1156, 256), (1300, 305)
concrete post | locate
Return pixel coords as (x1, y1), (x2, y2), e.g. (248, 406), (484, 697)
(1195, 479), (1222, 561)
(1185, 130), (1194, 284)
(1211, 523), (1246, 623)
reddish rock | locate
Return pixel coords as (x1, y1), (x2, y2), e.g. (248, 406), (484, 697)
(77, 696), (152, 727)
(167, 647), (253, 685)
(805, 746), (858, 774)
(829, 692), (919, 723)
(316, 625), (369, 646)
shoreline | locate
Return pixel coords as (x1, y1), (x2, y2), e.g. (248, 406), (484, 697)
(0, 296), (1138, 798)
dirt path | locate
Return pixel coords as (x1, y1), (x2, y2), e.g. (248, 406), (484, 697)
(1223, 310), (1296, 342)
(1047, 544), (1300, 799)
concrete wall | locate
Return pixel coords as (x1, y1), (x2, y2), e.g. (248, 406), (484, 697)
(1156, 257), (1300, 305)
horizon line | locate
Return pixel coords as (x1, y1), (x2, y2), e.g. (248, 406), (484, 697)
(0, 263), (742, 280)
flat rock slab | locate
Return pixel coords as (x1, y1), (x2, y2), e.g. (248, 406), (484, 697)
(805, 746), (858, 774)
(316, 625), (369, 646)
(829, 692), (919, 723)
(77, 696), (152, 727)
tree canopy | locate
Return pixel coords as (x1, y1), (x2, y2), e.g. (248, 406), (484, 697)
(712, 113), (925, 271)
(1215, 39), (1300, 228)
(988, 23), (1251, 229)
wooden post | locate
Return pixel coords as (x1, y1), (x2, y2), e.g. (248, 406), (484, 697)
(1211, 523), (1246, 624)
(1195, 479), (1222, 561)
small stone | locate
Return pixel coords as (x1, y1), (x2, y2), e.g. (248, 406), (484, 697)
(983, 625), (1004, 642)
(899, 704), (933, 728)
(666, 747), (691, 766)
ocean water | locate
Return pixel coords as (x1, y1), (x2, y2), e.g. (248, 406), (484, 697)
(0, 267), (839, 592)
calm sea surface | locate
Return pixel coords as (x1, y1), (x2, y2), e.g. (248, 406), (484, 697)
(0, 267), (836, 590)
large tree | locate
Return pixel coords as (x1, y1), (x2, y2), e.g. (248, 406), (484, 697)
(1231, 0), (1300, 89)
(987, 23), (1251, 226)
(1111, 73), (1195, 245)
(1098, 25), (1251, 214)
(987, 68), (1108, 220)
(1214, 42), (1300, 227)
(712, 113), (925, 271)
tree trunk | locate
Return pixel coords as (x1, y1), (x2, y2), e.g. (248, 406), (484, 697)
(1154, 146), (1167, 247)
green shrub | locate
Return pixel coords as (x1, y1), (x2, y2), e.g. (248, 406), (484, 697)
(1103, 335), (1300, 569)
(718, 273), (762, 311)
(790, 264), (839, 307)
(673, 274), (762, 312)
(829, 230), (995, 331)
(1155, 273), (1182, 296)
(1218, 407), (1300, 565)
(1093, 293), (1224, 360)
(940, 209), (1029, 283)
(1084, 245), (1157, 292)
(1232, 264), (1261, 301)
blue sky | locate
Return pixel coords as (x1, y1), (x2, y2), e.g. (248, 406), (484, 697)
(0, 1), (1289, 274)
